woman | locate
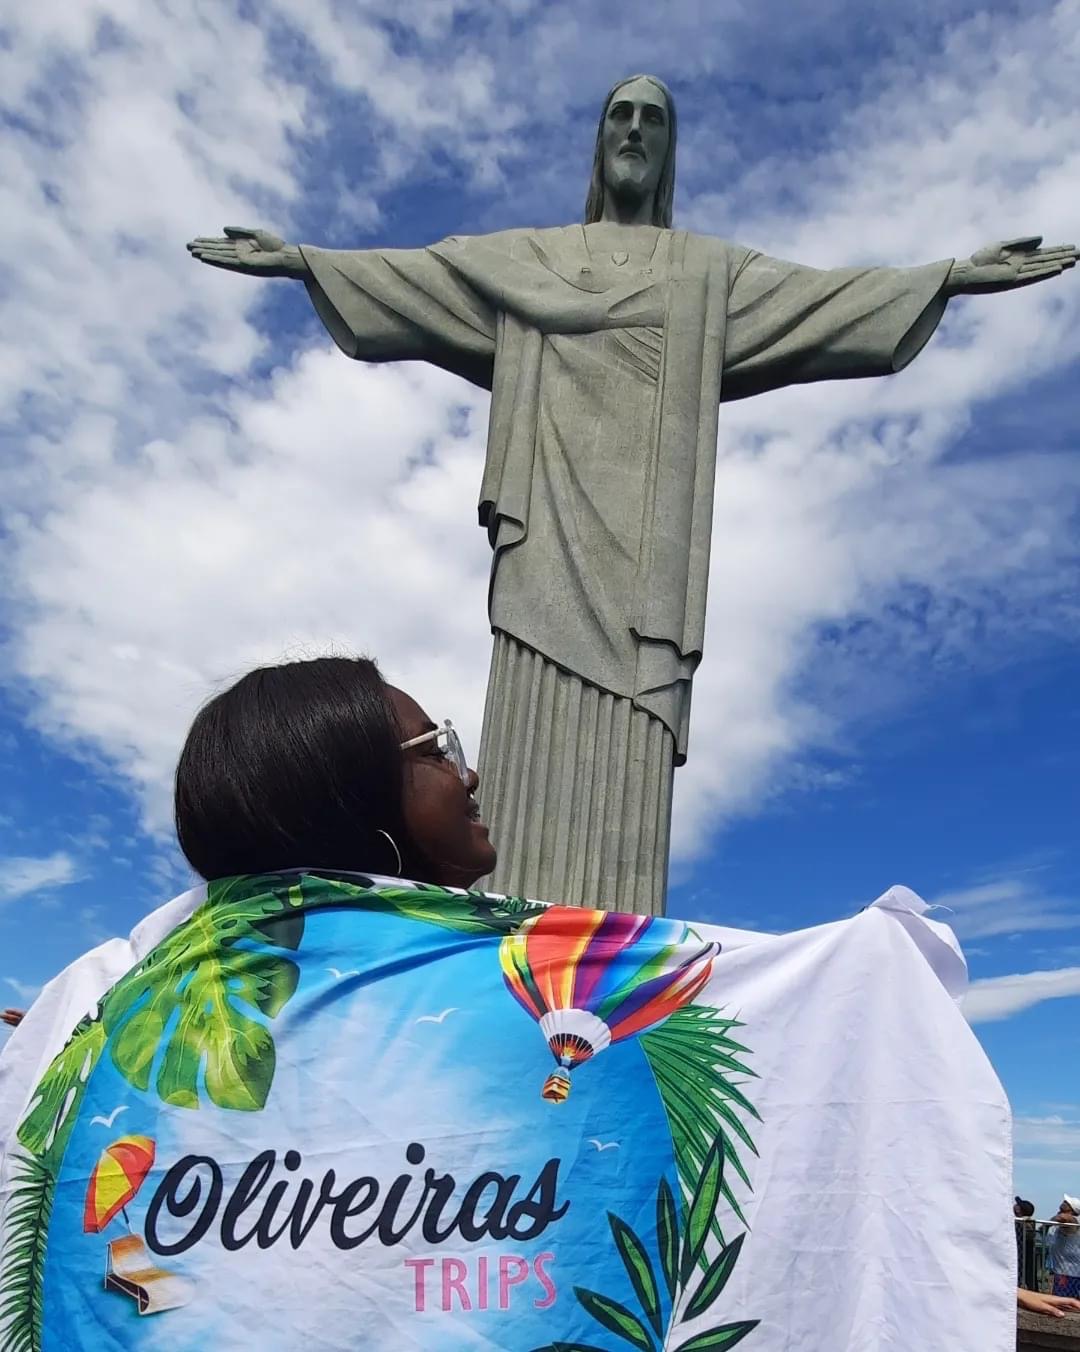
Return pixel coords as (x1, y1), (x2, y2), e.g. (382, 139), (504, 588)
(0, 655), (1022, 1349)
(0, 657), (496, 1142)
(1049, 1196), (1080, 1299)
(1, 656), (713, 1351)
(175, 655), (497, 886)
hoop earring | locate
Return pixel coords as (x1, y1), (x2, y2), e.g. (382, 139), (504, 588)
(376, 829), (403, 876)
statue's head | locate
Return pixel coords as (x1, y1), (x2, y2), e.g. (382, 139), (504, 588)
(585, 74), (677, 228)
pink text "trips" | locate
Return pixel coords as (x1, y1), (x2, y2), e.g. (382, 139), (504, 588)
(404, 1253), (556, 1313)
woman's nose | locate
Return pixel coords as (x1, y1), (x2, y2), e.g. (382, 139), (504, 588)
(466, 767), (480, 794)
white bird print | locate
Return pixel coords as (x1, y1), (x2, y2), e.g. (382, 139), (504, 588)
(415, 1007), (458, 1025)
(327, 967), (361, 980)
(90, 1105), (128, 1129)
(587, 1139), (620, 1152)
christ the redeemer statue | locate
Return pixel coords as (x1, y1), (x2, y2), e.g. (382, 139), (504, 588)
(189, 75), (1075, 916)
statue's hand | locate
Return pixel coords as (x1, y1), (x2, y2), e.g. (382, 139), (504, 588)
(186, 226), (308, 279)
(947, 236), (1077, 295)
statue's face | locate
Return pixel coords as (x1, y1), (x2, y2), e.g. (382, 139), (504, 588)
(601, 77), (670, 206)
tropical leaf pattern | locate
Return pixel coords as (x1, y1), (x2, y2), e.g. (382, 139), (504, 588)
(672, 1326), (758, 1351)
(530, 1345), (609, 1352)
(540, 1153), (759, 1352)
(682, 1235), (745, 1323)
(640, 1006), (760, 1235)
(656, 1176), (681, 1301)
(98, 876), (307, 1113)
(15, 1017), (106, 1164)
(0, 1155), (55, 1352)
(17, 874), (543, 1143)
(610, 1214), (663, 1339)
(680, 1137), (723, 1282)
(306, 875), (546, 935)
(572, 1288), (656, 1351)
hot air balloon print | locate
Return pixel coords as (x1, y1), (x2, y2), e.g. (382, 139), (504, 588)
(499, 909), (718, 1102)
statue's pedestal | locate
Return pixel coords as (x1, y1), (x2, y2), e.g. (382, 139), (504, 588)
(1018, 1310), (1080, 1349)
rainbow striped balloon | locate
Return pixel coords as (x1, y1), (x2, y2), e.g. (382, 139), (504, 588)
(499, 908), (718, 1102)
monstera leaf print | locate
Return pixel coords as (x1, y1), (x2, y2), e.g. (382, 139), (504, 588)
(99, 875), (306, 1112)
(374, 889), (546, 933)
(15, 1016), (106, 1163)
(20, 873), (543, 1142)
(301, 873), (547, 935)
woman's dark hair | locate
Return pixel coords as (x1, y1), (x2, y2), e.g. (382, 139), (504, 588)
(584, 74), (677, 229)
(175, 656), (408, 881)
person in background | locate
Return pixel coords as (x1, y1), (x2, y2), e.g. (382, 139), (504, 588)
(1015, 1196), (1037, 1289)
(1048, 1196), (1080, 1299)
(0, 1010), (24, 1028)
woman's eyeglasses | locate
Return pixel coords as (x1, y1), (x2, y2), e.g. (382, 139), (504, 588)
(400, 720), (470, 784)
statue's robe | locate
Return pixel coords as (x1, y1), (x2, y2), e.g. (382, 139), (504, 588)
(301, 225), (951, 912)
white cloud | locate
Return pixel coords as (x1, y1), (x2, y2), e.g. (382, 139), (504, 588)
(928, 877), (1080, 940)
(0, 3), (310, 429)
(1014, 1115), (1080, 1154)
(0, 852), (80, 904)
(1012, 1115), (1080, 1212)
(964, 966), (1080, 1023)
(666, 0), (1080, 852)
(0, 1), (1078, 872)
(8, 352), (492, 831)
(3, 977), (40, 1004)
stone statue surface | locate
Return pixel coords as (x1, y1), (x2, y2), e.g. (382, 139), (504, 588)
(189, 75), (1076, 916)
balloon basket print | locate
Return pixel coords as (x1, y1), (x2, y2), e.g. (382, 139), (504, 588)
(542, 1067), (571, 1103)
(499, 909), (719, 1102)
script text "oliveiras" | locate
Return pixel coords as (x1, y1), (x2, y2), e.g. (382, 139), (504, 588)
(145, 1142), (569, 1256)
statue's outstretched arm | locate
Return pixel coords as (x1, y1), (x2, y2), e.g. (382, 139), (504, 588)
(187, 226), (309, 279)
(945, 236), (1076, 295)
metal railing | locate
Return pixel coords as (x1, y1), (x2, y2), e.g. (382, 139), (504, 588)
(1016, 1219), (1080, 1293)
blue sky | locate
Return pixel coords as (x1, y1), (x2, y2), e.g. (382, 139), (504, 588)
(1, 0), (1078, 1217)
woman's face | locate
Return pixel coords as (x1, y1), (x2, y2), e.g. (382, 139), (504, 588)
(388, 686), (497, 889)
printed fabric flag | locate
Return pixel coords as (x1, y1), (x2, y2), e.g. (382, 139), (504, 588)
(0, 873), (1013, 1350)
